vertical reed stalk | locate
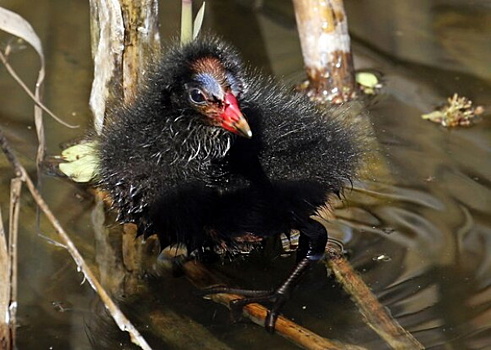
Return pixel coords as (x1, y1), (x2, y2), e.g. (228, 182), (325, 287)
(0, 208), (12, 349)
(293, 0), (357, 103)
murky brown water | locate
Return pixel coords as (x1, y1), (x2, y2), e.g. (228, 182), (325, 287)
(0, 0), (490, 349)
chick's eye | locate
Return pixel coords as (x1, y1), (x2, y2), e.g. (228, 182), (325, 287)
(189, 88), (206, 104)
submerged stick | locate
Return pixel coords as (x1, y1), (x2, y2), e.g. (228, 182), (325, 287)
(326, 250), (424, 349)
(147, 308), (233, 350)
(179, 259), (366, 350)
(0, 129), (151, 350)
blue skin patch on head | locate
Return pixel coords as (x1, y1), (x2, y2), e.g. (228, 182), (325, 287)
(195, 73), (224, 100)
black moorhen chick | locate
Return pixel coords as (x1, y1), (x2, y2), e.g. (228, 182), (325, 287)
(97, 36), (361, 331)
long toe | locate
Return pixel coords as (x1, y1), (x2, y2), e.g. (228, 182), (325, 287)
(226, 290), (288, 333)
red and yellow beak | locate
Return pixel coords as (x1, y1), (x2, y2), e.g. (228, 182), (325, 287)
(218, 92), (252, 138)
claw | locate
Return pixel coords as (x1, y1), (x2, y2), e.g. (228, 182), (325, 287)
(197, 257), (314, 333)
(265, 293), (287, 333)
(229, 299), (247, 322)
(265, 310), (277, 333)
(198, 286), (272, 297)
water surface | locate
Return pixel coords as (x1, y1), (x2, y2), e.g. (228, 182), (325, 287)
(0, 0), (490, 349)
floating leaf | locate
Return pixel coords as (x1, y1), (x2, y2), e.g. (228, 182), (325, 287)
(59, 142), (99, 183)
(356, 71), (382, 95)
(60, 142), (96, 161)
(356, 72), (378, 88)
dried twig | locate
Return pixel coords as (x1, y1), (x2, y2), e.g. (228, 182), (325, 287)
(0, 129), (151, 350)
(0, 178), (21, 350)
(0, 7), (78, 132)
(0, 208), (12, 349)
(326, 249), (424, 349)
(0, 51), (78, 129)
(7, 178), (21, 349)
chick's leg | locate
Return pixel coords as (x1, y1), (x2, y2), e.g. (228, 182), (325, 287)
(201, 219), (328, 333)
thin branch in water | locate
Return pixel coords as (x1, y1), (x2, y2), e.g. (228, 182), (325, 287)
(0, 50), (78, 129)
(0, 129), (151, 350)
(37, 233), (68, 250)
(326, 249), (424, 349)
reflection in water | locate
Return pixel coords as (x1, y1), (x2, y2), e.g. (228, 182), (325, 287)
(0, 0), (489, 349)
